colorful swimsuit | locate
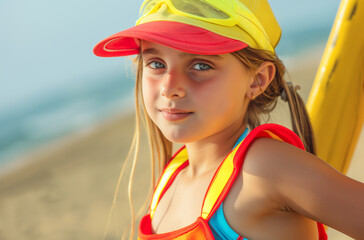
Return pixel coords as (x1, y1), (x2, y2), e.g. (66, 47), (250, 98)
(138, 124), (328, 240)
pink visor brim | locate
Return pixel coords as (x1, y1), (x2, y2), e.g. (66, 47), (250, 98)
(93, 21), (248, 57)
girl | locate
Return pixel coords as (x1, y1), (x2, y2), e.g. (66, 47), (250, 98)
(93, 0), (364, 239)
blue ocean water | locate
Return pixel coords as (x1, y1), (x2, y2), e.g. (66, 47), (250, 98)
(0, 71), (135, 166)
(0, 0), (341, 169)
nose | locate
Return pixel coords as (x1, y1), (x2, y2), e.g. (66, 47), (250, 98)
(160, 71), (186, 99)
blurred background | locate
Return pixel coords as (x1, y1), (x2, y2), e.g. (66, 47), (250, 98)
(0, 0), (362, 239)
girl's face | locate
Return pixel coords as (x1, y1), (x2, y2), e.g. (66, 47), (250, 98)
(141, 40), (253, 144)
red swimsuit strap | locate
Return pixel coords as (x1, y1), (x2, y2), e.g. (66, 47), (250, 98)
(200, 123), (327, 239)
(147, 123), (327, 239)
(201, 123), (306, 220)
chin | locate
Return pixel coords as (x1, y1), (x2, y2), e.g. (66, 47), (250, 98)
(160, 128), (197, 144)
(162, 132), (189, 144)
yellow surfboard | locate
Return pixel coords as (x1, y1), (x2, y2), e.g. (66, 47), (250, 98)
(306, 0), (364, 173)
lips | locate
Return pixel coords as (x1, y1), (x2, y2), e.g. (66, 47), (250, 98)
(159, 108), (193, 121)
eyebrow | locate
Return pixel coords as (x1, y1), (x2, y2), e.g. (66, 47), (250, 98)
(141, 48), (160, 56)
(141, 48), (223, 60)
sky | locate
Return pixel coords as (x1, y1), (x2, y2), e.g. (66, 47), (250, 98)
(0, 0), (341, 116)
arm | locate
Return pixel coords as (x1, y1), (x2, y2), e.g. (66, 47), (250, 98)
(244, 137), (364, 239)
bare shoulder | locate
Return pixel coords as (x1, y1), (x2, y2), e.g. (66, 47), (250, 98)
(224, 137), (324, 239)
(242, 137), (334, 180)
(237, 137), (364, 239)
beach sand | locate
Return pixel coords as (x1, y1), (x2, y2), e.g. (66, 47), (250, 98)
(0, 48), (363, 240)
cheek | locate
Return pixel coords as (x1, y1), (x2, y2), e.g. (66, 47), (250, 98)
(204, 74), (246, 103)
(198, 74), (247, 118)
(142, 77), (158, 115)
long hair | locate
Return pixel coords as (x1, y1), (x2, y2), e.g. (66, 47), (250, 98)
(111, 47), (316, 239)
(231, 47), (316, 154)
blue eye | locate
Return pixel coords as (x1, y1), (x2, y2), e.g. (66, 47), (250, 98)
(193, 63), (212, 71)
(149, 61), (165, 69)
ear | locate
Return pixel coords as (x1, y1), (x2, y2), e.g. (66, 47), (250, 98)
(247, 61), (276, 100)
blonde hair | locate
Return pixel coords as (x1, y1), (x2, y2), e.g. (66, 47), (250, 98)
(231, 47), (316, 154)
(109, 47), (316, 239)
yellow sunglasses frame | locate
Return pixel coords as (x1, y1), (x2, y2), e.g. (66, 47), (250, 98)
(137, 0), (256, 27)
(136, 0), (274, 52)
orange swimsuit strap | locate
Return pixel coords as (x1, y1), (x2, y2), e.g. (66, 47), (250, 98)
(139, 123), (327, 240)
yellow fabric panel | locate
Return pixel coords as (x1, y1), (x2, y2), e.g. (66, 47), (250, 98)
(201, 130), (283, 219)
(150, 148), (188, 218)
(201, 141), (243, 219)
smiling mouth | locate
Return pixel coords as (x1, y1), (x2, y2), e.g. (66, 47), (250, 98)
(159, 108), (193, 121)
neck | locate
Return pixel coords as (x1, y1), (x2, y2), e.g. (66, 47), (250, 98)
(184, 122), (247, 178)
